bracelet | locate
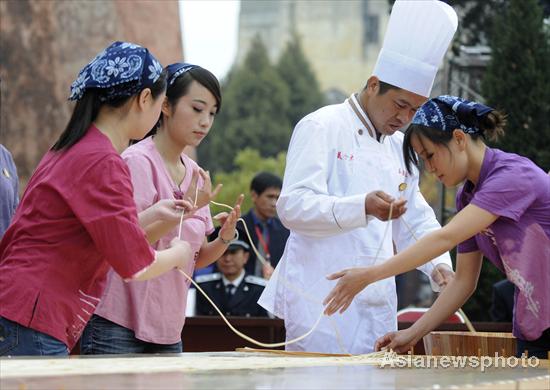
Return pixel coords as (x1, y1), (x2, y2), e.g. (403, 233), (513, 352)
(219, 230), (239, 245)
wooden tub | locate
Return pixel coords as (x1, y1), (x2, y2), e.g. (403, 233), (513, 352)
(423, 331), (517, 357)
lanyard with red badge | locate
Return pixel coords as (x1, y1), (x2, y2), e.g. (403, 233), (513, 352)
(254, 224), (271, 264)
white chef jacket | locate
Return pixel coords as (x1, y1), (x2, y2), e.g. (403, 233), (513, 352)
(258, 94), (452, 354)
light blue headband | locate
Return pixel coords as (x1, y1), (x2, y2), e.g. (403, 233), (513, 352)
(166, 62), (199, 86)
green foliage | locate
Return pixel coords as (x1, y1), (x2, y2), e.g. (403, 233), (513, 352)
(276, 34), (325, 127)
(482, 0), (550, 171)
(198, 34), (324, 175)
(209, 148), (286, 224)
(198, 35), (291, 173)
(445, 0), (507, 49)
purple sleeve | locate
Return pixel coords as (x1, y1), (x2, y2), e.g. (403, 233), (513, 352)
(470, 165), (538, 222)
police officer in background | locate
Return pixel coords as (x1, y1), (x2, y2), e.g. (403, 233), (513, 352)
(195, 232), (268, 317)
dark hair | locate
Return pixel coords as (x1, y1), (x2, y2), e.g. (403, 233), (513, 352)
(403, 110), (507, 174)
(146, 66), (222, 138)
(52, 70), (167, 151)
(250, 172), (283, 195)
(362, 79), (400, 95)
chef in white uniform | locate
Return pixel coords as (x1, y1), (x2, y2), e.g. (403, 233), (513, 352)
(258, 0), (459, 354)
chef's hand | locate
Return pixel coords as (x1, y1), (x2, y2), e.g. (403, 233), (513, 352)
(431, 263), (454, 290)
(323, 267), (374, 315)
(375, 328), (419, 353)
(185, 168), (222, 209)
(365, 191), (407, 221)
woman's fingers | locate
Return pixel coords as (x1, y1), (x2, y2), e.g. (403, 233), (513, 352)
(190, 169), (200, 189)
(323, 285), (348, 315)
(174, 199), (194, 212)
(198, 168), (208, 180)
(375, 334), (391, 351)
(211, 183), (223, 199)
(323, 298), (338, 315)
(213, 212), (229, 220)
(235, 194), (244, 206)
(339, 299), (352, 314)
(322, 288), (338, 306)
(324, 293), (347, 316)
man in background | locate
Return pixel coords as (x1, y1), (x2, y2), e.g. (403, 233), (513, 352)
(241, 172), (289, 279)
(195, 231), (268, 317)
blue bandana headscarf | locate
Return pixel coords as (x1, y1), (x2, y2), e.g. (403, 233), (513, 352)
(411, 95), (494, 135)
(69, 41), (163, 102)
(166, 62), (198, 86)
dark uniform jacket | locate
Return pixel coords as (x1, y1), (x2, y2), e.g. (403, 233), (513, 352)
(489, 279), (515, 322)
(241, 210), (290, 275)
(194, 272), (268, 317)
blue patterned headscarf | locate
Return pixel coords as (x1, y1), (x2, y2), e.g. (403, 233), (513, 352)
(166, 62), (198, 86)
(411, 95), (494, 135)
(69, 41), (163, 102)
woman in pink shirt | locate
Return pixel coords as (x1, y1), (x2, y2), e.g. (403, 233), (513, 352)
(81, 63), (242, 354)
(0, 42), (196, 356)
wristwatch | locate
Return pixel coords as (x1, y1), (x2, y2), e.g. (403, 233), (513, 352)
(219, 230), (239, 245)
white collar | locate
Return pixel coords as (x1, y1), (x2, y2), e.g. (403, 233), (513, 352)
(222, 270), (245, 288)
(349, 93), (386, 143)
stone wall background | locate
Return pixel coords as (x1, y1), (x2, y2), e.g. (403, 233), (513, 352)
(0, 0), (183, 187)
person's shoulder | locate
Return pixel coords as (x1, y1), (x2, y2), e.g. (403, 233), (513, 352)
(488, 149), (532, 172)
(73, 148), (125, 174)
(484, 149), (545, 185)
(95, 152), (127, 170)
(241, 209), (255, 223)
(0, 144), (15, 165)
(0, 144), (10, 157)
(297, 102), (347, 130)
(122, 138), (156, 161)
(195, 272), (222, 284)
(69, 130), (122, 167)
(244, 275), (267, 287)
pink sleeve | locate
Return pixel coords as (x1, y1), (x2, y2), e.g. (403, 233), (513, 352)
(123, 152), (158, 212)
(192, 160), (215, 235)
(69, 156), (154, 279)
(203, 204), (215, 235)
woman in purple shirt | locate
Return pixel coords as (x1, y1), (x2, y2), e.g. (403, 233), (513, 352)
(323, 96), (550, 358)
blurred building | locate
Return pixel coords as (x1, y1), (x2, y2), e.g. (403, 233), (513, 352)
(447, 45), (491, 102)
(0, 0), (183, 186)
(236, 0), (390, 102)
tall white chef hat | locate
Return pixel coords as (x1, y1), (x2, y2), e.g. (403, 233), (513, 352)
(373, 0), (458, 97)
